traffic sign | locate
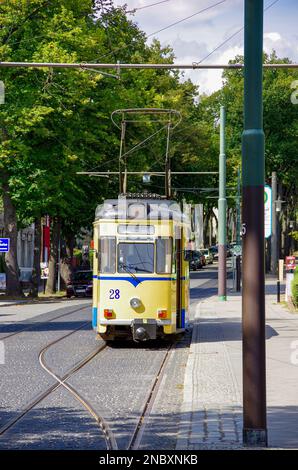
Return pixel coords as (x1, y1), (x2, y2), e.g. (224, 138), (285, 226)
(285, 256), (296, 272)
(40, 262), (49, 279)
(0, 238), (10, 252)
(264, 186), (272, 238)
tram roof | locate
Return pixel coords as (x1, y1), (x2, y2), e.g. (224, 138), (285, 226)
(95, 198), (190, 223)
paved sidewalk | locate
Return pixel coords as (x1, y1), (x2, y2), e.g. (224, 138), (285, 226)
(0, 298), (91, 322)
(176, 279), (298, 449)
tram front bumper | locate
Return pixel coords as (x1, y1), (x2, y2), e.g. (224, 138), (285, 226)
(132, 319), (157, 341)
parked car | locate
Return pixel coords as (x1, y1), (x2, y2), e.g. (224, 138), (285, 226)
(226, 246), (232, 257)
(202, 248), (213, 264)
(19, 268), (33, 290)
(200, 251), (206, 267)
(66, 270), (93, 298)
(190, 251), (205, 270)
(210, 246), (219, 260)
(230, 244), (242, 257)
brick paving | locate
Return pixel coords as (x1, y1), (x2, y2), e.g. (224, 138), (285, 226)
(176, 277), (298, 450)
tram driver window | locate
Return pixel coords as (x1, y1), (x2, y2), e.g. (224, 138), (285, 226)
(156, 238), (172, 274)
(99, 237), (116, 273)
(118, 243), (154, 273)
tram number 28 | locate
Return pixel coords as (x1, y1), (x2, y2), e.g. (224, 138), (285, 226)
(109, 289), (120, 299)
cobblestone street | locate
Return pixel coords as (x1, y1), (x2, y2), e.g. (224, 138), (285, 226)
(1, 267), (297, 451)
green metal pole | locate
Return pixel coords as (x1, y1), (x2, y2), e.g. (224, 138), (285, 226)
(242, 0), (267, 446)
(236, 167), (241, 245)
(218, 105), (227, 301)
(271, 171), (277, 273)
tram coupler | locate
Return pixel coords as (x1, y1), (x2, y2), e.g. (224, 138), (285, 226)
(131, 319), (157, 342)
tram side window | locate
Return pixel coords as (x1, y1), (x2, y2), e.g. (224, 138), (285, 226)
(156, 238), (172, 274)
(99, 237), (116, 273)
(172, 236), (176, 274)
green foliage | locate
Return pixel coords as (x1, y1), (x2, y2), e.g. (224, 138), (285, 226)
(197, 52), (298, 212)
(73, 247), (82, 263)
(290, 231), (298, 242)
(0, 0), (203, 239)
(292, 268), (298, 307)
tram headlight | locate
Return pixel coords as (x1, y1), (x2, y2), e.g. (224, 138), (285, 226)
(130, 297), (141, 309)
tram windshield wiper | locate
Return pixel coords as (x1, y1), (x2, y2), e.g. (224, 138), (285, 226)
(129, 265), (152, 274)
(119, 262), (152, 274)
(118, 262), (141, 284)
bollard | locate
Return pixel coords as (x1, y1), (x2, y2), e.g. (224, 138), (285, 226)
(277, 280), (280, 303)
(236, 255), (241, 292)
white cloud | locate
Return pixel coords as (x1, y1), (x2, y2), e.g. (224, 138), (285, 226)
(114, 1), (298, 94)
(264, 32), (298, 61)
(264, 32), (281, 42)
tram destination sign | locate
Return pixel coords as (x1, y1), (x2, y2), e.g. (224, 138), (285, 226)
(0, 238), (10, 252)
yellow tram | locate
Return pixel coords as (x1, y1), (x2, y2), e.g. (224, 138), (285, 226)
(92, 197), (191, 341)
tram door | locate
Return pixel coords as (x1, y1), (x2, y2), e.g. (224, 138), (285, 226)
(176, 227), (182, 329)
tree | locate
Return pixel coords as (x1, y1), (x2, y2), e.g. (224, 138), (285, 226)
(0, 1), (203, 295)
(197, 52), (298, 249)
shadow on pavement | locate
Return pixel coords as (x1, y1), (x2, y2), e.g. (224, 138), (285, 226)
(0, 320), (92, 335)
(190, 317), (278, 343)
(0, 404), (297, 450)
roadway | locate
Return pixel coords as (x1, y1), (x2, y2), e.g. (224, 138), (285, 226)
(0, 266), (218, 450)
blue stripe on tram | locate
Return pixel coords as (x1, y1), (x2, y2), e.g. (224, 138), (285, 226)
(181, 308), (186, 329)
(92, 307), (98, 329)
(93, 275), (186, 287)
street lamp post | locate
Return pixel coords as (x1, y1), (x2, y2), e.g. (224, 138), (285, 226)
(271, 172), (277, 273)
(218, 105), (227, 301)
(236, 167), (241, 246)
(242, 0), (267, 446)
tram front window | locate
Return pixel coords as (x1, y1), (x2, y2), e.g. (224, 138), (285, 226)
(118, 243), (154, 273)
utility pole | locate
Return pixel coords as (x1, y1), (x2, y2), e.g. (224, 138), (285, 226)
(57, 237), (61, 292)
(165, 122), (172, 198)
(218, 105), (227, 301)
(236, 167), (241, 245)
(119, 119), (126, 194)
(271, 172), (277, 273)
(242, 0), (267, 447)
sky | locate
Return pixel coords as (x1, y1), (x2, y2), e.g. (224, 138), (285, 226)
(114, 0), (298, 94)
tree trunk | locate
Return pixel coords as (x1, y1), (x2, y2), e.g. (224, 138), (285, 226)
(45, 217), (60, 295)
(30, 217), (41, 298)
(212, 208), (218, 244)
(2, 173), (23, 297)
(60, 234), (74, 288)
(203, 209), (209, 247)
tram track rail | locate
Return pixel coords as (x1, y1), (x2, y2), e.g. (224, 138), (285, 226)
(38, 334), (175, 451)
(39, 333), (117, 450)
(1, 313), (181, 451)
(127, 341), (174, 450)
(0, 303), (91, 341)
(0, 267), (221, 450)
